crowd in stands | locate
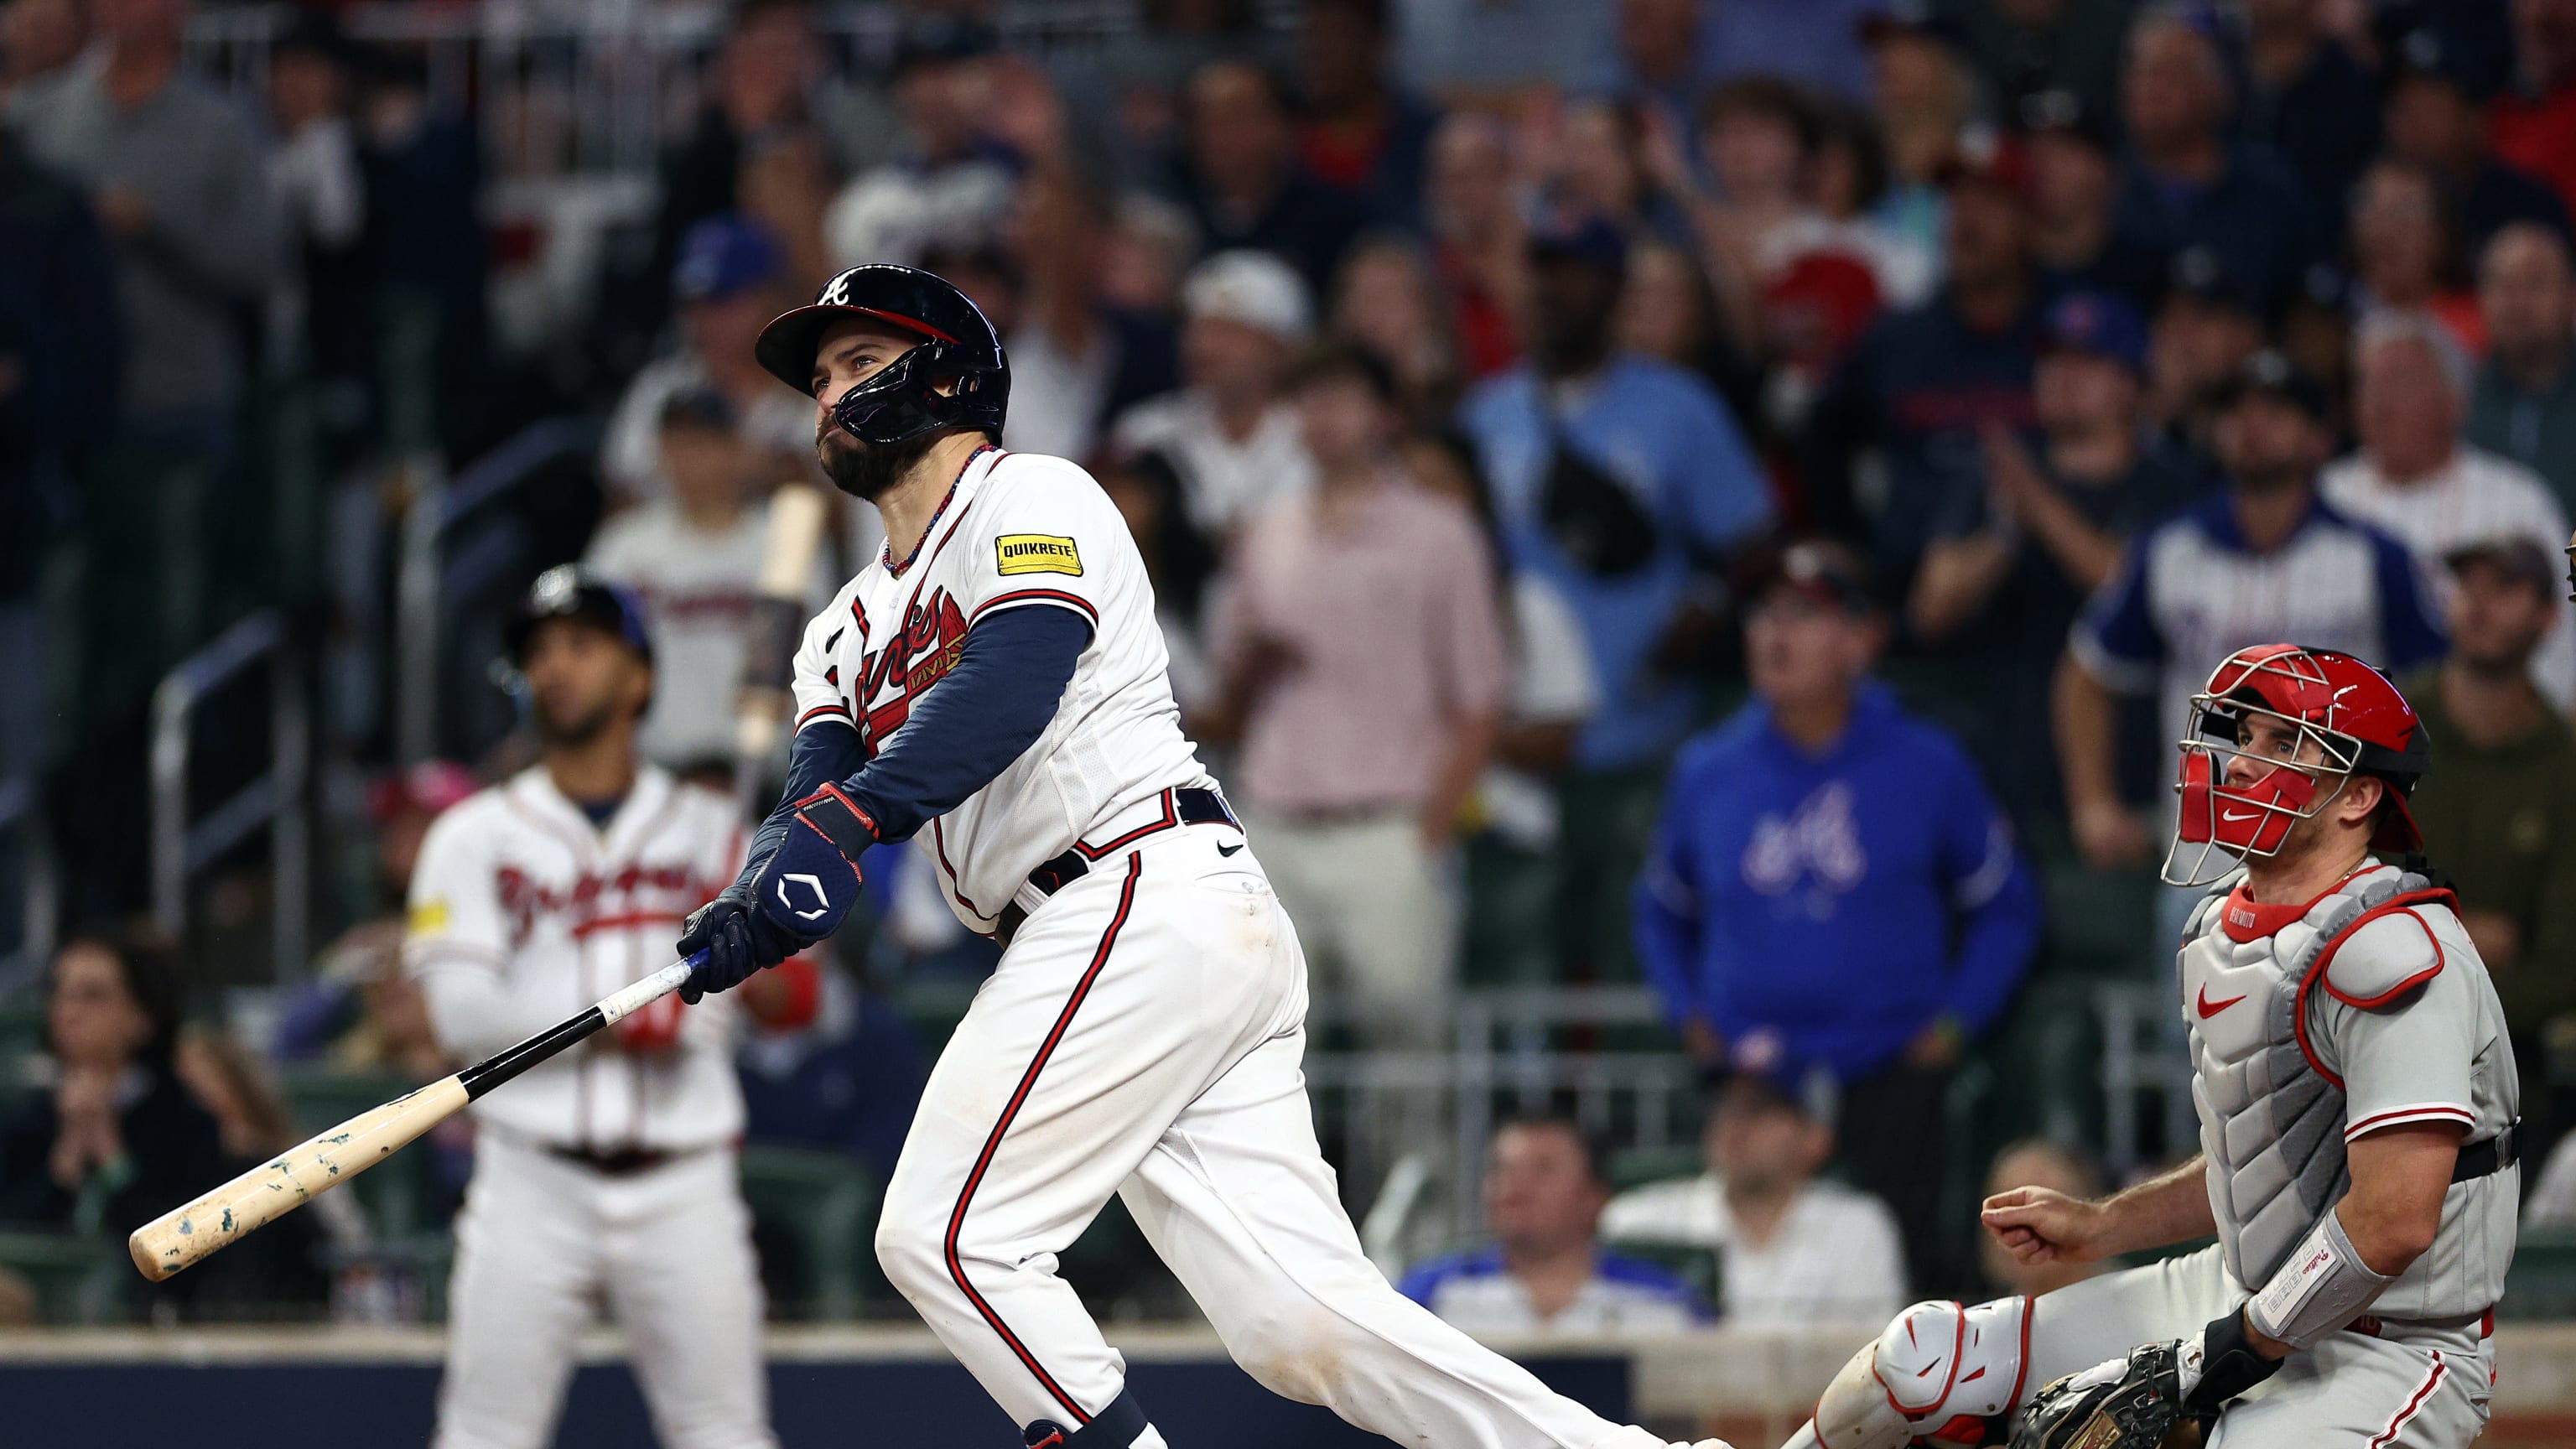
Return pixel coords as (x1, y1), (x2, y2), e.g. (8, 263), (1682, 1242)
(3, 0), (2576, 1333)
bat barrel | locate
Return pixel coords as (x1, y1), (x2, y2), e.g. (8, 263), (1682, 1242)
(127, 1076), (468, 1280)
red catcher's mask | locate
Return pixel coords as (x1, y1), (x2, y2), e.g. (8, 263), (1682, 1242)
(2162, 644), (2426, 887)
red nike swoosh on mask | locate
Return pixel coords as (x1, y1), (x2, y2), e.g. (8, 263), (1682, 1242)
(2196, 984), (2248, 1019)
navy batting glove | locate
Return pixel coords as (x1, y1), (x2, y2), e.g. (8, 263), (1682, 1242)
(675, 894), (808, 1002)
(749, 783), (875, 946)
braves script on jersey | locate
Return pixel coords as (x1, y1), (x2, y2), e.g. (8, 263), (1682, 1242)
(789, 448), (1214, 931)
(406, 766), (752, 1151)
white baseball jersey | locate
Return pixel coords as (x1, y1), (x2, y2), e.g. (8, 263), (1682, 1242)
(405, 765), (750, 1153)
(787, 445), (1215, 932)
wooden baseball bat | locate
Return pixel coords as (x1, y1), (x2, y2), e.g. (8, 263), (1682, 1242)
(733, 483), (833, 816)
(128, 949), (709, 1281)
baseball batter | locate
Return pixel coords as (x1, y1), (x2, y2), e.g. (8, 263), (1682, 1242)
(673, 263), (1731, 1449)
(1786, 643), (2521, 1449)
(407, 569), (813, 1449)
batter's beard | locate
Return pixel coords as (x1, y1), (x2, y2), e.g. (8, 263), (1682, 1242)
(818, 426), (936, 501)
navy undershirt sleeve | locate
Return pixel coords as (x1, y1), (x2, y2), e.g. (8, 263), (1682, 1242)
(841, 605), (1091, 842)
(724, 605), (1089, 898)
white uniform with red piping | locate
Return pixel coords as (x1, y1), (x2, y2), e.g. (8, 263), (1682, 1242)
(406, 766), (778, 1449)
(787, 446), (1691, 1449)
(1789, 859), (2518, 1449)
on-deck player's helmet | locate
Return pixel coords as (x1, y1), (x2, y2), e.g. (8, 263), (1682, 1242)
(753, 263), (1010, 447)
(501, 564), (654, 671)
(2163, 643), (2430, 886)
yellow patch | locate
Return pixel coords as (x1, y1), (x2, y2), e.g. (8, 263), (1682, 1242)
(408, 900), (450, 937)
(995, 534), (1083, 577)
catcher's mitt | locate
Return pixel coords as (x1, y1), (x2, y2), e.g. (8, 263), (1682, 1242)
(2008, 1342), (2189, 1449)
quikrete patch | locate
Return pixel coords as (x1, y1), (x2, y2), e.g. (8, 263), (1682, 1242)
(995, 534), (1083, 577)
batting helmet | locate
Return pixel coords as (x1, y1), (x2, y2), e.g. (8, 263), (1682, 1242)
(502, 564), (653, 668)
(753, 263), (1009, 447)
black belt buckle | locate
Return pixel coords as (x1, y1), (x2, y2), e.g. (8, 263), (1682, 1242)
(551, 1145), (670, 1176)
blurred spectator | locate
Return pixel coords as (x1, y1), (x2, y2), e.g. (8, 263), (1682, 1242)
(2022, 89), (2164, 305)
(602, 215), (812, 511)
(1808, 92), (1938, 309)
(1457, 213), (1774, 983)
(1636, 540), (2037, 1292)
(2468, 222), (2576, 505)
(2399, 538), (2576, 1171)
(1101, 190), (1199, 317)
(1615, 239), (1763, 439)
(264, 15), (371, 411)
(170, 1024), (337, 1314)
(1600, 1067), (1908, 1326)
(652, 0), (880, 326)
(1556, 95), (1689, 246)
(0, 123), (117, 797)
(2491, 0), (2576, 222)
(1945, 0), (2137, 130)
(2143, 247), (2266, 465)
(1911, 292), (2206, 829)
(1405, 431), (1600, 985)
(1803, 137), (2041, 595)
(1292, 0), (1439, 231)
(1098, 449), (1218, 715)
(589, 389), (834, 775)
(1670, 76), (1831, 348)
(1424, 113), (1526, 381)
(0, 937), (224, 1244)
(276, 760), (478, 1067)
(2057, 352), (2448, 876)
(2277, 261), (2361, 436)
(2350, 158), (2483, 354)
(821, 16), (1019, 273)
(1171, 59), (1368, 292)
(1857, 0), (1976, 267)
(999, 170), (1178, 461)
(1391, 0), (1603, 95)
(737, 962), (924, 1187)
(358, 46), (486, 460)
(1211, 343), (1506, 1047)
(2383, 22), (2573, 262)
(1976, 1139), (2106, 1296)
(2237, 0), (2379, 236)
(2111, 8), (2317, 319)
(1399, 1113), (1706, 1336)
(0, 0), (92, 117)
(1329, 232), (1463, 428)
(1110, 249), (1317, 538)
(1689, 0), (1881, 103)
(2323, 310), (2575, 707)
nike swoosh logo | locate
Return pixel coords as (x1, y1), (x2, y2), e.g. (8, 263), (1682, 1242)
(2196, 984), (2248, 1019)
(2221, 809), (2257, 823)
(1217, 842), (1244, 856)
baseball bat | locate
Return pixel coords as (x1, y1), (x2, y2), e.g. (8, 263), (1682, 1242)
(733, 483), (833, 815)
(128, 949), (709, 1281)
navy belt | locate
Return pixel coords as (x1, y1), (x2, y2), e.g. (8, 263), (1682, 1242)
(996, 787), (1237, 946)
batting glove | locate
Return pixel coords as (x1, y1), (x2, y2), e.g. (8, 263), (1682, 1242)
(676, 896), (802, 1002)
(750, 782), (875, 936)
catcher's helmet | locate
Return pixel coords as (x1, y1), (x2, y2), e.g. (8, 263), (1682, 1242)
(754, 263), (1009, 447)
(502, 564), (653, 668)
(2165, 643), (2429, 886)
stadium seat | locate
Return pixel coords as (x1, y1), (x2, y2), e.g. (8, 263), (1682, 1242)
(1598, 1235), (1722, 1312)
(0, 1232), (128, 1324)
(737, 1144), (880, 1321)
(2501, 1227), (2576, 1320)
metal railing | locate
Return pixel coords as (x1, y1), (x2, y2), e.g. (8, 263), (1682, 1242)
(395, 418), (602, 765)
(1305, 986), (1703, 1245)
(2096, 980), (2198, 1176)
(150, 611), (309, 982)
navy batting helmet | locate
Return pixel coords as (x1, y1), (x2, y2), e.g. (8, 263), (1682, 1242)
(503, 564), (653, 667)
(754, 263), (1010, 448)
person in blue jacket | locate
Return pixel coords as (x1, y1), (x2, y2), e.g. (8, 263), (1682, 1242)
(1634, 539), (2039, 1295)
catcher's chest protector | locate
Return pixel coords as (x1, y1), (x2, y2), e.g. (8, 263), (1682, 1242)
(2177, 865), (2442, 1289)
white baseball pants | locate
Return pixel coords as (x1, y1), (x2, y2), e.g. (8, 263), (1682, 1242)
(875, 823), (1668, 1449)
(435, 1132), (776, 1449)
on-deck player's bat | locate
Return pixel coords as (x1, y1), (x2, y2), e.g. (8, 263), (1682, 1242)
(733, 482), (833, 814)
(127, 949), (709, 1281)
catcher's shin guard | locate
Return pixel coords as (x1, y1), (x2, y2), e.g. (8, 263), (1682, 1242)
(1784, 1297), (2033, 1449)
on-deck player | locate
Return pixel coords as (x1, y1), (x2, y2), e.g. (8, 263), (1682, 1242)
(674, 263), (1734, 1449)
(407, 569), (816, 1449)
(1786, 643), (2520, 1449)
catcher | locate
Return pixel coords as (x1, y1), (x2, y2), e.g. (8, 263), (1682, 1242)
(1788, 644), (2520, 1449)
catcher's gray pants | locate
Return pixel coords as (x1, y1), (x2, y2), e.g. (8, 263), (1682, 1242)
(2029, 1244), (2493, 1447)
